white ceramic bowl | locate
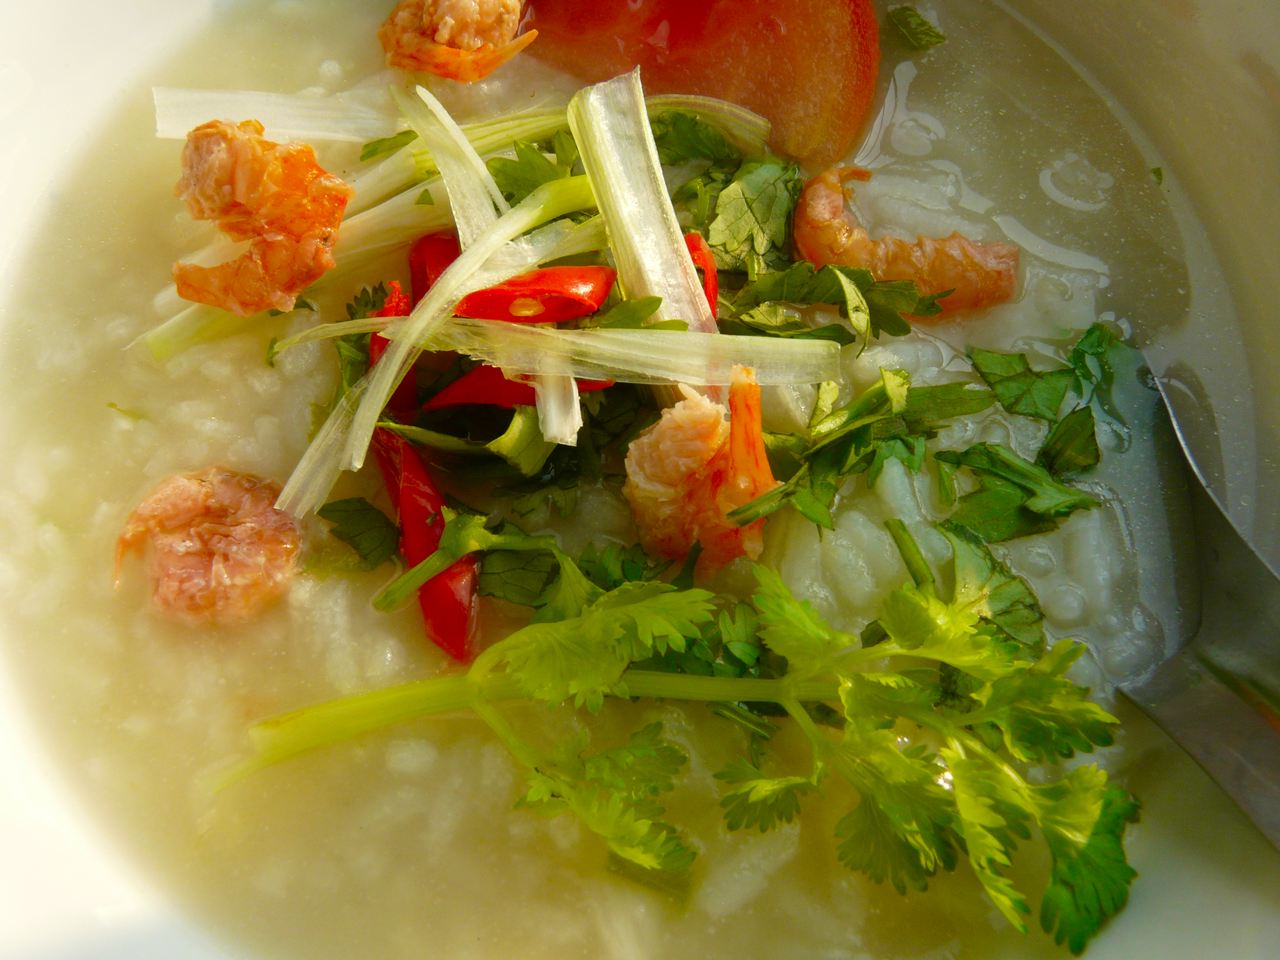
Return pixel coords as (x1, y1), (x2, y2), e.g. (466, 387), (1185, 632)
(1, 2), (1277, 958)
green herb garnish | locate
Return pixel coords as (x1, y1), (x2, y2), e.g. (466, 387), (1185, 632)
(227, 522), (1137, 952)
(317, 497), (399, 569)
(888, 6), (948, 50)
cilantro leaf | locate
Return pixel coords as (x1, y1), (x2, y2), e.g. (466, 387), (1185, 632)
(589, 295), (665, 329)
(317, 282), (390, 407)
(518, 722), (696, 877)
(375, 508), (558, 611)
(716, 757), (818, 831)
(940, 522), (1045, 653)
(488, 139), (574, 204)
(941, 740), (1033, 930)
(732, 374), (994, 529)
(728, 302), (857, 345)
(535, 550), (602, 622)
(970, 348), (1074, 422)
(478, 549), (559, 606)
(1067, 323), (1130, 444)
(888, 6), (948, 50)
(316, 497), (399, 569)
(520, 770), (695, 875)
(494, 582), (716, 710)
(833, 715), (959, 893)
(359, 128), (418, 162)
(732, 261), (938, 344)
(1038, 778), (1140, 954)
(584, 722), (687, 800)
(707, 159), (803, 273)
(970, 641), (1119, 762)
(876, 584), (1017, 680)
(936, 443), (1099, 542)
(649, 110), (739, 166)
(1038, 405), (1101, 476)
(577, 541), (665, 590)
(752, 566), (854, 673)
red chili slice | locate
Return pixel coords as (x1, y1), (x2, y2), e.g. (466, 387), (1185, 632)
(409, 231), (617, 323)
(455, 265), (617, 323)
(409, 232), (463, 305)
(683, 232), (719, 318)
(371, 428), (478, 662)
(423, 364), (613, 412)
(369, 280), (418, 420)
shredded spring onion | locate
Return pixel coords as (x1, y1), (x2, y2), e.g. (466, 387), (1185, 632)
(336, 175), (596, 482)
(274, 316), (839, 388)
(392, 85), (508, 247)
(425, 320), (840, 386)
(568, 70), (716, 337)
(392, 84), (581, 444)
(153, 86), (397, 142)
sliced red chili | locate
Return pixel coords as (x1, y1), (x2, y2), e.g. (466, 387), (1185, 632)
(422, 364), (613, 412)
(409, 232), (463, 305)
(454, 265), (617, 324)
(369, 280), (418, 420)
(410, 230), (616, 323)
(684, 231), (719, 318)
(371, 428), (478, 662)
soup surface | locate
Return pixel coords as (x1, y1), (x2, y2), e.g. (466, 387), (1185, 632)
(2, 2), (1280, 958)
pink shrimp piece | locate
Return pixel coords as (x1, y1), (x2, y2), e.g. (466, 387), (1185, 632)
(173, 119), (353, 317)
(624, 368), (778, 575)
(379, 0), (538, 82)
(116, 467), (301, 624)
(793, 166), (1020, 315)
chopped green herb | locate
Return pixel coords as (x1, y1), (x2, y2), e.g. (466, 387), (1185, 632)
(1038, 406), (1101, 476)
(970, 348), (1074, 422)
(234, 521), (1137, 951)
(479, 549), (560, 607)
(488, 139), (575, 205)
(707, 159), (804, 274)
(733, 373), (994, 529)
(1150, 166), (1164, 185)
(359, 129), (418, 162)
(589, 295), (665, 329)
(937, 443), (1099, 542)
(888, 6), (947, 50)
(731, 261), (941, 346)
(1067, 322), (1131, 446)
(649, 110), (739, 166)
(715, 758), (819, 831)
(316, 497), (399, 569)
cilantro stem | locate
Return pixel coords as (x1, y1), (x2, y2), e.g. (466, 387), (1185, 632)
(621, 671), (838, 704)
(375, 551), (458, 610)
(885, 518), (935, 589)
(472, 699), (544, 769)
(229, 669), (843, 785)
(219, 673), (485, 789)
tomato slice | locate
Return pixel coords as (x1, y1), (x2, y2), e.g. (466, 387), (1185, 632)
(522, 0), (879, 165)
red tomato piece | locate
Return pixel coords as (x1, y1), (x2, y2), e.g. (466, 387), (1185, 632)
(522, 0), (880, 165)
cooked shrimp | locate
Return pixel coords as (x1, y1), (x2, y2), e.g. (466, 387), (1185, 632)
(379, 0), (537, 82)
(793, 166), (1020, 315)
(173, 119), (353, 317)
(624, 368), (778, 574)
(116, 467), (301, 624)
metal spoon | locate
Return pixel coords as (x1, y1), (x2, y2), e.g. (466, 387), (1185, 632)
(1114, 377), (1280, 845)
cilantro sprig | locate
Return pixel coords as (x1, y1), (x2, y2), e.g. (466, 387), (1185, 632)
(229, 515), (1138, 951)
(731, 369), (995, 528)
